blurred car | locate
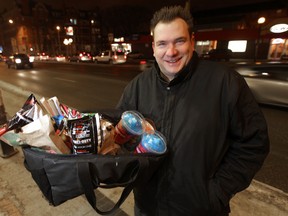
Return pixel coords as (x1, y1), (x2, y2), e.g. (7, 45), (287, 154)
(68, 54), (80, 62)
(56, 55), (66, 62)
(126, 52), (154, 71)
(0, 54), (7, 62)
(47, 54), (57, 61)
(234, 62), (288, 108)
(126, 51), (144, 60)
(79, 52), (93, 62)
(94, 50), (126, 64)
(39, 52), (49, 61)
(69, 52), (92, 62)
(126, 51), (145, 63)
(6, 53), (34, 69)
(29, 53), (40, 61)
(201, 48), (232, 61)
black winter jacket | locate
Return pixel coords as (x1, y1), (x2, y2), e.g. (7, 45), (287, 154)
(116, 52), (269, 216)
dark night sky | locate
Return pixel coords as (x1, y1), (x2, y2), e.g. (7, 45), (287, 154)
(0, 0), (280, 13)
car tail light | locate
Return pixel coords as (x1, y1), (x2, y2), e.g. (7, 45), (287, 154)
(140, 60), (147, 65)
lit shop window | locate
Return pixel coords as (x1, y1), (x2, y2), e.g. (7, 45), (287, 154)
(228, 40), (247, 52)
(69, 18), (77, 25)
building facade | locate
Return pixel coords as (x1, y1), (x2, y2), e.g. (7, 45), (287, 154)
(193, 1), (288, 61)
(0, 1), (102, 57)
(0, 1), (287, 61)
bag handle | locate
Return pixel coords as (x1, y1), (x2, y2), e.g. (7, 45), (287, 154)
(77, 157), (148, 215)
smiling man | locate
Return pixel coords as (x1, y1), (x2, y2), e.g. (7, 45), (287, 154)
(152, 17), (194, 81)
(116, 5), (269, 216)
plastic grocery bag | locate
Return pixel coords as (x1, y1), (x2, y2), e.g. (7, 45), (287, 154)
(18, 114), (70, 154)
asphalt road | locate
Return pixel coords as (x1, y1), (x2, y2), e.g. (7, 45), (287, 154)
(0, 60), (287, 193)
(0, 61), (141, 111)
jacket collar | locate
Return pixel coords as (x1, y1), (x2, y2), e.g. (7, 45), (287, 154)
(155, 51), (199, 87)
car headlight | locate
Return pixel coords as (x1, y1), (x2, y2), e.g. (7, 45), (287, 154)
(29, 56), (34, 62)
(15, 58), (22, 64)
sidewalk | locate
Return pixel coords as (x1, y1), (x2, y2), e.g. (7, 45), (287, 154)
(1, 80), (288, 216)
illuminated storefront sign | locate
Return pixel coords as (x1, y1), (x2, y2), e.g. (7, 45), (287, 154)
(271, 38), (285, 44)
(228, 40), (247, 52)
(270, 24), (288, 33)
(65, 26), (74, 36)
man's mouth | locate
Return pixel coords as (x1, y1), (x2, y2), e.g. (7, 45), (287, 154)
(165, 57), (181, 64)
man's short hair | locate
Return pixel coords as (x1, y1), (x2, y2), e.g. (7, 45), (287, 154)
(150, 5), (194, 37)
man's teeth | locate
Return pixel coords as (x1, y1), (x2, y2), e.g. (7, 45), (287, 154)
(168, 60), (177, 63)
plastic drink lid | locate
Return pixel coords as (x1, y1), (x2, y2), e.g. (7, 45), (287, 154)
(121, 111), (144, 135)
(141, 131), (167, 154)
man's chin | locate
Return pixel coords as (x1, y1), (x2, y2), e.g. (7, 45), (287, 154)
(164, 65), (181, 74)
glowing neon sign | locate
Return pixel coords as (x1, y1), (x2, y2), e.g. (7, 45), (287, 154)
(270, 24), (288, 33)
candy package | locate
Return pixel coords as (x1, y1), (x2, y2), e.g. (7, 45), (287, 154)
(0, 94), (43, 136)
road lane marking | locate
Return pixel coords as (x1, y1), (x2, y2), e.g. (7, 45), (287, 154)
(54, 77), (76, 83)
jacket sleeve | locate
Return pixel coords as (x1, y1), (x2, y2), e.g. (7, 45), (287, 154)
(213, 72), (270, 206)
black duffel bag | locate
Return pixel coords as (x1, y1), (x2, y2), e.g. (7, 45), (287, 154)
(22, 146), (167, 215)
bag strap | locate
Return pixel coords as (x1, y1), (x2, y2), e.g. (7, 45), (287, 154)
(78, 157), (148, 215)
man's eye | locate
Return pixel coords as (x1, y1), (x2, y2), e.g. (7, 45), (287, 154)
(157, 42), (166, 47)
(176, 39), (185, 44)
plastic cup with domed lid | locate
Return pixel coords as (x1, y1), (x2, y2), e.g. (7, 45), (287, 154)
(114, 111), (144, 145)
(135, 131), (167, 154)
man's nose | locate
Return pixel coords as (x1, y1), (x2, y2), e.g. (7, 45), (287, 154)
(166, 44), (177, 56)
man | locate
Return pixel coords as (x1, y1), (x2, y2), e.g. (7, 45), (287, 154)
(116, 5), (269, 216)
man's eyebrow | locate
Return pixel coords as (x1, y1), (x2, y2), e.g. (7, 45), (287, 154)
(156, 37), (186, 43)
(175, 36), (187, 41)
(155, 40), (166, 44)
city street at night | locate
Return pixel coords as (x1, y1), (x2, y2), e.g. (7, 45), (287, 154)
(0, 0), (288, 215)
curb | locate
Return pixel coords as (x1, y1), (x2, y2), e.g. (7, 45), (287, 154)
(230, 180), (288, 216)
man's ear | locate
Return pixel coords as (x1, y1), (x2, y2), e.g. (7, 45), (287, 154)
(190, 34), (195, 48)
(152, 42), (155, 54)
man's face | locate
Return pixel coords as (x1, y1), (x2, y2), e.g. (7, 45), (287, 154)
(152, 18), (194, 81)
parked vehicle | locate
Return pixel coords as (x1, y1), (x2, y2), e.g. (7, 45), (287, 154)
(94, 50), (126, 64)
(201, 48), (232, 61)
(6, 53), (34, 69)
(234, 62), (288, 108)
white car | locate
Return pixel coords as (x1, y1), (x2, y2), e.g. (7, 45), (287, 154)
(235, 62), (288, 108)
(94, 50), (126, 64)
(56, 55), (66, 62)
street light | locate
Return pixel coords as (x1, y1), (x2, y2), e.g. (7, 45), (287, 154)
(63, 38), (73, 57)
(258, 17), (266, 25)
(56, 26), (61, 54)
(254, 16), (266, 62)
